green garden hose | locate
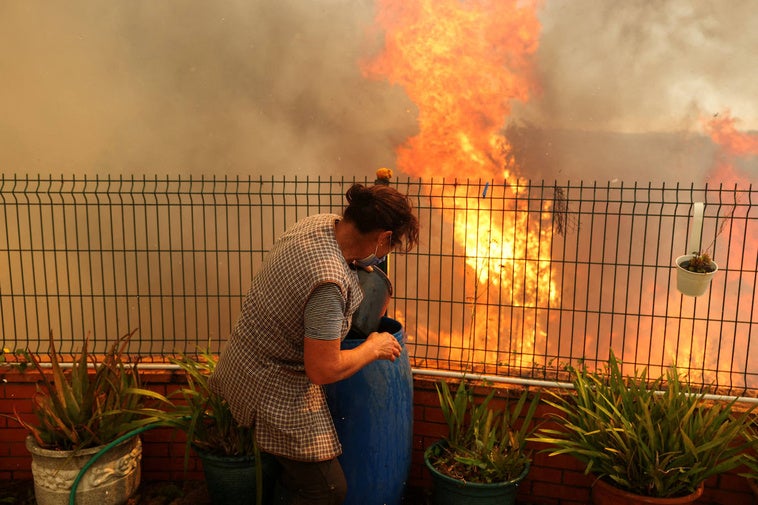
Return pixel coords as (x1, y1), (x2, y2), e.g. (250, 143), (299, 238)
(69, 421), (264, 505)
(69, 423), (162, 505)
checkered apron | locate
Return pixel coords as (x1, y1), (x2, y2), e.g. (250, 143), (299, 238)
(210, 213), (363, 461)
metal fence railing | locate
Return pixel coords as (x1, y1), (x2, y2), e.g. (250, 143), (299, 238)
(1, 175), (756, 396)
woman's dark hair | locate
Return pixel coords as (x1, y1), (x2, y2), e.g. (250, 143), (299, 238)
(343, 183), (419, 252)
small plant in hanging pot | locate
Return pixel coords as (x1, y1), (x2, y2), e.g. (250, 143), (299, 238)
(678, 252), (716, 274)
(674, 200), (735, 297)
(675, 251), (718, 297)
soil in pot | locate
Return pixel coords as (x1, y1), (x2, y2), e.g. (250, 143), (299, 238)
(424, 441), (529, 505)
(675, 254), (717, 297)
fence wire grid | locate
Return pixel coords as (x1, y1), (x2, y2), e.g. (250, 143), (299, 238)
(1, 175), (756, 396)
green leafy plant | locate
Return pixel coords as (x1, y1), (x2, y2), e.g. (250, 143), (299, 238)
(158, 349), (257, 458)
(171, 350), (256, 456)
(741, 417), (758, 490)
(142, 349), (264, 505)
(532, 351), (756, 498)
(426, 379), (539, 484)
(13, 329), (165, 451)
(426, 239), (541, 485)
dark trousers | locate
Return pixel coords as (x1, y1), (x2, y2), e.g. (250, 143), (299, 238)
(273, 455), (347, 505)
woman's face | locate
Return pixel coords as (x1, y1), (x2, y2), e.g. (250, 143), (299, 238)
(356, 230), (393, 266)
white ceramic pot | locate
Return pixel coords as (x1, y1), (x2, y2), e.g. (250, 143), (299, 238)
(26, 435), (141, 505)
(675, 254), (718, 297)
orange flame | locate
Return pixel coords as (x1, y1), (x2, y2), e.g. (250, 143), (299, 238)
(611, 114), (758, 386)
(704, 112), (758, 189)
(705, 113), (757, 387)
(365, 0), (549, 371)
(706, 113), (758, 158)
(364, 0), (541, 180)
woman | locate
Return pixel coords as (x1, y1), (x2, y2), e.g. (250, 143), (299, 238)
(209, 182), (419, 504)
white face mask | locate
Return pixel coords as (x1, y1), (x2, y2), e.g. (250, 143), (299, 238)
(355, 233), (391, 268)
(355, 251), (387, 268)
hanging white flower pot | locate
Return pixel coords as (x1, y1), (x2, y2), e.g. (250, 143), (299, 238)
(675, 254), (718, 297)
(675, 202), (719, 297)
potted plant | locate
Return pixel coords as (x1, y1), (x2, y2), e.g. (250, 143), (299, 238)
(424, 378), (539, 505)
(532, 352), (756, 504)
(674, 200), (735, 297)
(11, 329), (161, 505)
(675, 251), (718, 297)
(741, 418), (758, 499)
(154, 350), (278, 505)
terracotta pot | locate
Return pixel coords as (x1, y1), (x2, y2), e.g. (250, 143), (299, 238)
(592, 478), (703, 505)
(675, 254), (717, 297)
(748, 478), (758, 499)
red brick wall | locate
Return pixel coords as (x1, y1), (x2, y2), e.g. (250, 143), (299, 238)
(0, 369), (205, 482)
(1, 370), (755, 504)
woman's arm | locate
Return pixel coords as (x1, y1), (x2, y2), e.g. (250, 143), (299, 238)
(304, 332), (401, 385)
(302, 283), (401, 385)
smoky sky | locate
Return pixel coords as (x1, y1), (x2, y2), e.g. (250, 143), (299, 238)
(517, 0), (758, 134)
(0, 0), (756, 181)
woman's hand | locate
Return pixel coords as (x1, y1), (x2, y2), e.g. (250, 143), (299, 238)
(304, 332), (403, 385)
(366, 331), (402, 361)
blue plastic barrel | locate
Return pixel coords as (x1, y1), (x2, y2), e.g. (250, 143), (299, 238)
(325, 316), (413, 505)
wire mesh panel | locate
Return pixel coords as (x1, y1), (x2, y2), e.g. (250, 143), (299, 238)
(399, 179), (757, 397)
(1, 175), (756, 396)
(0, 175), (353, 356)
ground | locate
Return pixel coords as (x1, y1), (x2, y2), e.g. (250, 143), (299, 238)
(0, 480), (210, 505)
(0, 480), (432, 504)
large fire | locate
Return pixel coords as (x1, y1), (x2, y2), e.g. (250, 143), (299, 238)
(364, 0), (756, 387)
(363, 0), (549, 370)
(363, 0), (540, 181)
(706, 113), (758, 159)
(695, 112), (758, 387)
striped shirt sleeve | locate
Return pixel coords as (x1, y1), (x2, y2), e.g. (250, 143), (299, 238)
(304, 283), (345, 341)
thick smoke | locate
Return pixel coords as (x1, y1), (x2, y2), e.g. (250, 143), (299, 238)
(518, 0), (758, 132)
(0, 0), (755, 181)
(0, 0), (414, 177)
(508, 0), (757, 182)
